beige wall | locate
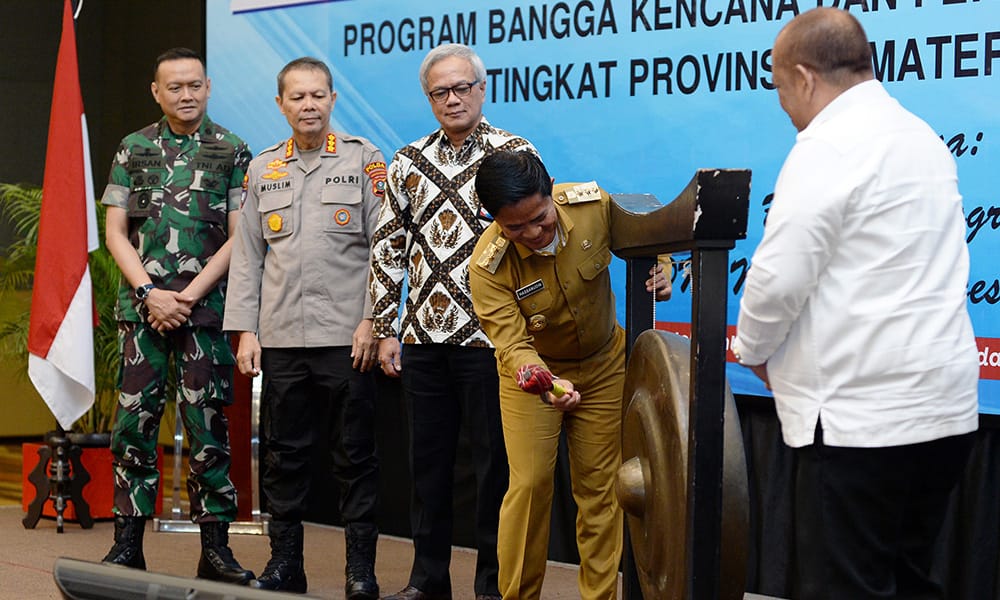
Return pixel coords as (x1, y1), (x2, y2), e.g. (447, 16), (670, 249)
(0, 292), (51, 437)
(0, 365), (53, 438)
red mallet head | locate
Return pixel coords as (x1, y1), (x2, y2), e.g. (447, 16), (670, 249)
(516, 364), (567, 397)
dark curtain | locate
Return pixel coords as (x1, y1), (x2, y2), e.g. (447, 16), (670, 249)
(737, 396), (1000, 600)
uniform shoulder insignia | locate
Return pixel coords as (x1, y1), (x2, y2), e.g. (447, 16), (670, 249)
(476, 235), (510, 274)
(552, 181), (602, 205)
(256, 140), (284, 157)
(563, 181), (603, 204)
(338, 131), (376, 148)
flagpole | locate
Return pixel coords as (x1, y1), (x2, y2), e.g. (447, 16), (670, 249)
(22, 0), (98, 534)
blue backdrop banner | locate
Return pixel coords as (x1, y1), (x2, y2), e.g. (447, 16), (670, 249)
(207, 0), (999, 411)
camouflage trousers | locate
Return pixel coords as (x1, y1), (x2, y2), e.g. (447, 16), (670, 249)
(109, 322), (238, 522)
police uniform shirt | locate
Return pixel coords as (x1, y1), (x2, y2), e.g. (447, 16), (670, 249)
(224, 131), (387, 347)
(469, 182), (617, 378)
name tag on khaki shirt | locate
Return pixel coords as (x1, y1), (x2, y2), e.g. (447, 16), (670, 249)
(515, 279), (545, 300)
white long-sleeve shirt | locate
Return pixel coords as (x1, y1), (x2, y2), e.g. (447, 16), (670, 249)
(734, 80), (979, 449)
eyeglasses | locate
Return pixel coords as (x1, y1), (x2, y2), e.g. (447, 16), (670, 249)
(427, 80), (480, 103)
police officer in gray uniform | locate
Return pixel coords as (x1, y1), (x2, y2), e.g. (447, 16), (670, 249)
(224, 57), (385, 599)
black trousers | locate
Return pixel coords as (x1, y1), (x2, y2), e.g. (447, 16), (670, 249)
(793, 424), (975, 600)
(401, 344), (508, 596)
(260, 346), (378, 525)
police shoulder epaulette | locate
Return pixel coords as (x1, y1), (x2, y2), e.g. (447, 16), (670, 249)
(476, 234), (510, 274)
(336, 130), (362, 143)
(345, 132), (380, 152)
(256, 140), (285, 158)
(554, 181), (603, 205)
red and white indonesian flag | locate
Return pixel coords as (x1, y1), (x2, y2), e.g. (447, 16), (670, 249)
(28, 0), (99, 430)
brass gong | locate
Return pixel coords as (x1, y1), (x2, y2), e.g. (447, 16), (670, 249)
(617, 329), (749, 599)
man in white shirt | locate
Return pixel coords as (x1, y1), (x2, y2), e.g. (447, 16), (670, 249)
(733, 8), (978, 599)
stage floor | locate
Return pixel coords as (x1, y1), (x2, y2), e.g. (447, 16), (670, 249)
(0, 505), (587, 600)
(3, 444), (782, 600)
(3, 441), (586, 600)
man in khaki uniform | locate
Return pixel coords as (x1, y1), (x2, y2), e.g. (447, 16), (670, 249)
(468, 151), (671, 600)
(224, 57), (384, 599)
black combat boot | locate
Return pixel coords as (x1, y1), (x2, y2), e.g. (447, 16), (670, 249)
(102, 516), (147, 570)
(344, 522), (379, 600)
(196, 521), (255, 585)
(249, 520), (307, 593)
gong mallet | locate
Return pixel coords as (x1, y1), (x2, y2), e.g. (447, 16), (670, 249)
(516, 364), (568, 405)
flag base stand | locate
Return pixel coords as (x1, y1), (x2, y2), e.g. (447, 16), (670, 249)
(22, 427), (102, 532)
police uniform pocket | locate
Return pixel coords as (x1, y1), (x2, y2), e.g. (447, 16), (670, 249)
(321, 184), (363, 234)
(259, 190), (294, 240)
(578, 246), (612, 280)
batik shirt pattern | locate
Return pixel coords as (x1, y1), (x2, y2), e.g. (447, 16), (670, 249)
(370, 119), (536, 346)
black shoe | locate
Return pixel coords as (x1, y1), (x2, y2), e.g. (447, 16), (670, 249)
(102, 516), (146, 570)
(345, 522), (379, 600)
(381, 585), (452, 600)
(196, 521), (255, 585)
(249, 520), (307, 593)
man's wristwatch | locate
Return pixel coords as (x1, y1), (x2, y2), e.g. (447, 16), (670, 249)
(135, 283), (155, 302)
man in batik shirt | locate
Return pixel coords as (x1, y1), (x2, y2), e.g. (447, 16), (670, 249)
(371, 43), (536, 600)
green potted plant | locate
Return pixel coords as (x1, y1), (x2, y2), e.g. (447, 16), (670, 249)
(0, 182), (119, 434)
(1, 181), (168, 521)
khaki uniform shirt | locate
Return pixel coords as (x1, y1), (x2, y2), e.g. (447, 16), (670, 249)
(224, 131), (386, 347)
(469, 182), (618, 378)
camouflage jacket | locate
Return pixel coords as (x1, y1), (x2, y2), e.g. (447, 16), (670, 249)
(101, 115), (251, 327)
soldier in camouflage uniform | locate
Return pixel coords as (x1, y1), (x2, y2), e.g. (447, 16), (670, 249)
(100, 47), (254, 586)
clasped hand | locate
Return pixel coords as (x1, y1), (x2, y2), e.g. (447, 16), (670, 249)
(145, 288), (195, 332)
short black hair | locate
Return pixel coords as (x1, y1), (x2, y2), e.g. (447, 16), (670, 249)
(475, 151), (551, 217)
(153, 47), (205, 81)
(277, 56), (334, 97)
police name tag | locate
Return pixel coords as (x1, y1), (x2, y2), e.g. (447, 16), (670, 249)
(516, 279), (545, 300)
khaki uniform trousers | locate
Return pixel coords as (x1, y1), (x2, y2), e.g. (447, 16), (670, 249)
(497, 328), (625, 600)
